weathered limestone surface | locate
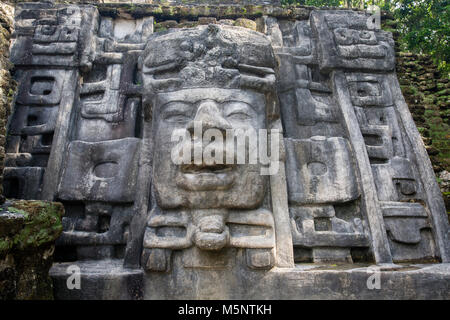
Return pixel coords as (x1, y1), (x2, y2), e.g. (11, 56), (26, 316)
(50, 259), (450, 299)
(0, 2), (16, 204)
(2, 1), (449, 299)
(0, 3), (65, 301)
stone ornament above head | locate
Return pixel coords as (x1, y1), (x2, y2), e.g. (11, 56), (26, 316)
(139, 24), (280, 121)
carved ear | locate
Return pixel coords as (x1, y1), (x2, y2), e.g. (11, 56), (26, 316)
(265, 91), (280, 123)
(137, 54), (143, 69)
(143, 98), (153, 122)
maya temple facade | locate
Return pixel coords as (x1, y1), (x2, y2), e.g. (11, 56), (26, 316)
(0, 0), (449, 299)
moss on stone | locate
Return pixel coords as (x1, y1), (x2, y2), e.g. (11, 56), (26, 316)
(95, 3), (312, 20)
(0, 237), (12, 253)
(0, 2), (16, 204)
(0, 200), (64, 255)
(233, 18), (257, 31)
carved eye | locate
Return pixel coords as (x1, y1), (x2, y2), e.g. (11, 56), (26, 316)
(161, 102), (193, 123)
(357, 89), (368, 96)
(360, 31), (372, 39)
(30, 76), (54, 95)
(223, 102), (255, 122)
(307, 162), (327, 176)
(226, 111), (251, 121)
(42, 25), (56, 35)
(164, 112), (191, 123)
(336, 29), (348, 39)
(93, 161), (118, 178)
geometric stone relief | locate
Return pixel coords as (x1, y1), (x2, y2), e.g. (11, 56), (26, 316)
(57, 138), (140, 203)
(371, 156), (421, 202)
(56, 202), (134, 261)
(142, 208), (276, 271)
(11, 4), (98, 67)
(277, 40), (345, 139)
(343, 69), (442, 262)
(139, 25), (281, 272)
(4, 2), (449, 300)
(49, 11), (152, 262)
(4, 2), (98, 204)
(285, 136), (360, 204)
(285, 136), (368, 263)
(80, 64), (125, 121)
(382, 202), (436, 262)
(3, 67), (75, 199)
(290, 202), (369, 263)
(16, 69), (67, 105)
(347, 73), (393, 107)
(76, 63), (141, 142)
(264, 11), (374, 264)
(311, 10), (396, 72)
(2, 167), (45, 200)
(8, 106), (58, 137)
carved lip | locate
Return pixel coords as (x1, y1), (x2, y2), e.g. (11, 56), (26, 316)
(176, 164), (236, 191)
(180, 163), (234, 174)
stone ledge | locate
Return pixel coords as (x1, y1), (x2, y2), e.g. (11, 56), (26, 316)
(12, 1), (363, 20)
(50, 261), (450, 299)
(50, 259), (144, 300)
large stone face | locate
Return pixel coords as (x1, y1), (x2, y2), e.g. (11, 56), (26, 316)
(151, 88), (268, 209)
(141, 25), (279, 267)
(3, 2), (449, 299)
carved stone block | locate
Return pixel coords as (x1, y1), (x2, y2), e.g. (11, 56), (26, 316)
(346, 73), (393, 107)
(3, 167), (45, 199)
(382, 202), (436, 261)
(311, 11), (395, 71)
(285, 136), (360, 204)
(3, 3), (448, 299)
(58, 138), (140, 202)
(16, 70), (67, 105)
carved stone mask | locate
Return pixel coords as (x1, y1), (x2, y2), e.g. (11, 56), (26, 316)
(152, 88), (267, 209)
(141, 25), (278, 210)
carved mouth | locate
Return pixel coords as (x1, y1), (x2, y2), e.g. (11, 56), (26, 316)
(180, 163), (234, 174)
(177, 164), (236, 191)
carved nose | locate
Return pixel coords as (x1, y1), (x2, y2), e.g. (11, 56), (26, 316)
(187, 101), (232, 135)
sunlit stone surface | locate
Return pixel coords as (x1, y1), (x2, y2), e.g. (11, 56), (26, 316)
(4, 1), (449, 299)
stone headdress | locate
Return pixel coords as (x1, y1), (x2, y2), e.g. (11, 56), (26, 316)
(140, 24), (280, 120)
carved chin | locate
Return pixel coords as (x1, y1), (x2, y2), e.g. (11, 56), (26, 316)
(154, 168), (266, 210)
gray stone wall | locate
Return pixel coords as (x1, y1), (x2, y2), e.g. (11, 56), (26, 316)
(0, 2), (15, 204)
(2, 1), (449, 300)
(0, 3), (64, 300)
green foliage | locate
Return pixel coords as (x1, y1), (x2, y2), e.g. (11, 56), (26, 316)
(394, 0), (450, 74)
(281, 0), (392, 9)
(0, 201), (64, 255)
(281, 0), (342, 6)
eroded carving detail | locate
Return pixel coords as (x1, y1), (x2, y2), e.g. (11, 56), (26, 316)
(140, 25), (280, 271)
(311, 10), (395, 71)
(345, 71), (439, 262)
(4, 4), (448, 291)
(4, 3), (96, 200)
